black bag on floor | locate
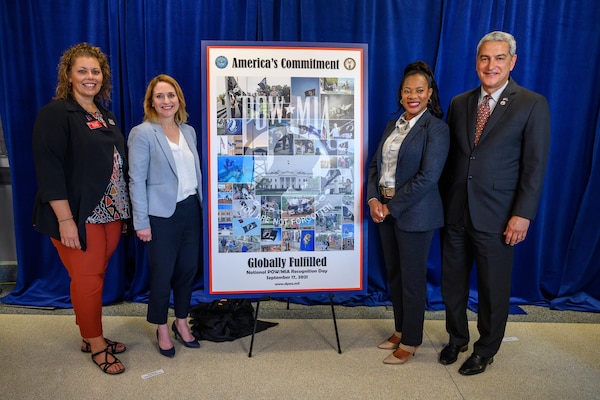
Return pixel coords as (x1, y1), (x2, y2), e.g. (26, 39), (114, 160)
(190, 299), (277, 342)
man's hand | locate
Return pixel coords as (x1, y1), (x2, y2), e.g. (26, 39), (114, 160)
(504, 216), (530, 246)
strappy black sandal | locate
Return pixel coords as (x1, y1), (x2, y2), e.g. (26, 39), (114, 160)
(91, 347), (125, 375)
(81, 338), (126, 354)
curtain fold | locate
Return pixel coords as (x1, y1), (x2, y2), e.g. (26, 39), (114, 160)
(1, 0), (598, 311)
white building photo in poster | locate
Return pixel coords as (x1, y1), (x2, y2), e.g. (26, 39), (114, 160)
(202, 42), (367, 296)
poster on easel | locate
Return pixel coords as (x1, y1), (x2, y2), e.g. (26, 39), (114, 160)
(201, 41), (368, 297)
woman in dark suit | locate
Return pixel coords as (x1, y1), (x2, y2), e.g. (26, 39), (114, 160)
(32, 43), (129, 374)
(366, 61), (449, 364)
(128, 74), (202, 357)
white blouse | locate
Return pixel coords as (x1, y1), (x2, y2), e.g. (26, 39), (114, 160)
(168, 130), (198, 202)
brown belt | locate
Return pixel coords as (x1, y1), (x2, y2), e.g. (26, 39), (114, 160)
(379, 186), (395, 199)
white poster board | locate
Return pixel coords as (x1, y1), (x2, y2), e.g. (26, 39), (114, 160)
(202, 41), (367, 297)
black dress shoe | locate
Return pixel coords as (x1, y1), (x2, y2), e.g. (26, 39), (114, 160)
(459, 353), (493, 375)
(439, 344), (468, 365)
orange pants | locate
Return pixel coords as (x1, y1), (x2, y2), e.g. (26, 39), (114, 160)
(52, 221), (122, 338)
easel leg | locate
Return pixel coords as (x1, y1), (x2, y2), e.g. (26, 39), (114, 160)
(248, 299), (261, 357)
(329, 295), (342, 354)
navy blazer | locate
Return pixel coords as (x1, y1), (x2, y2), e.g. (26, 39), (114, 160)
(128, 121), (203, 231)
(367, 110), (449, 232)
(441, 79), (551, 233)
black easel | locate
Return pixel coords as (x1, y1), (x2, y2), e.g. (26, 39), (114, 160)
(248, 294), (342, 357)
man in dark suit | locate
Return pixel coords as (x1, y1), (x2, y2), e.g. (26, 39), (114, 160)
(439, 31), (550, 375)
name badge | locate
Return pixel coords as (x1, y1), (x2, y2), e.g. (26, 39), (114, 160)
(87, 120), (103, 130)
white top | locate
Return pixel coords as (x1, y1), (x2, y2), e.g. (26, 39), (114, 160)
(168, 130), (198, 202)
(378, 109), (427, 188)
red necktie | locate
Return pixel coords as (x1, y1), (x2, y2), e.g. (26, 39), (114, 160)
(474, 94), (491, 146)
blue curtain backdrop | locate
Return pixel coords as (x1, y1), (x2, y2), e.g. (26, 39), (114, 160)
(0, 0), (598, 312)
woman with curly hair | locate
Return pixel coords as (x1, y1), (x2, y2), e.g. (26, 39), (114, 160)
(32, 42), (130, 374)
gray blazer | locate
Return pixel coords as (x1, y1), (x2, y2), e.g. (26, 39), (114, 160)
(367, 110), (450, 232)
(128, 121), (203, 230)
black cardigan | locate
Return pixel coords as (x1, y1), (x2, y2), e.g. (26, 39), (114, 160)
(32, 97), (127, 250)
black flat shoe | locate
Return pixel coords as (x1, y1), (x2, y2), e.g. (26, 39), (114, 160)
(91, 347), (125, 375)
(439, 343), (468, 365)
(156, 330), (175, 358)
(459, 353), (493, 375)
(81, 338), (126, 354)
(172, 321), (200, 348)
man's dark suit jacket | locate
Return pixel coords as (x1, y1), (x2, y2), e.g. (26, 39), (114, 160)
(441, 79), (550, 233)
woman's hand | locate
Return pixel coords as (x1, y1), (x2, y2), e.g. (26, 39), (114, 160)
(59, 219), (81, 249)
(50, 199), (80, 249)
(369, 199), (386, 223)
(136, 228), (152, 242)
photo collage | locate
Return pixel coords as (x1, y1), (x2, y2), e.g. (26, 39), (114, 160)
(215, 76), (357, 253)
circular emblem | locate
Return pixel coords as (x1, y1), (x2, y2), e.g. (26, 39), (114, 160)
(215, 56), (228, 69)
(343, 58), (356, 70)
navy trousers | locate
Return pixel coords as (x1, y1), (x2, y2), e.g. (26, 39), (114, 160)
(378, 215), (434, 346)
(146, 195), (201, 324)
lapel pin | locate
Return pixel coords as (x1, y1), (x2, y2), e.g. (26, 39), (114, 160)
(500, 97), (508, 106)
